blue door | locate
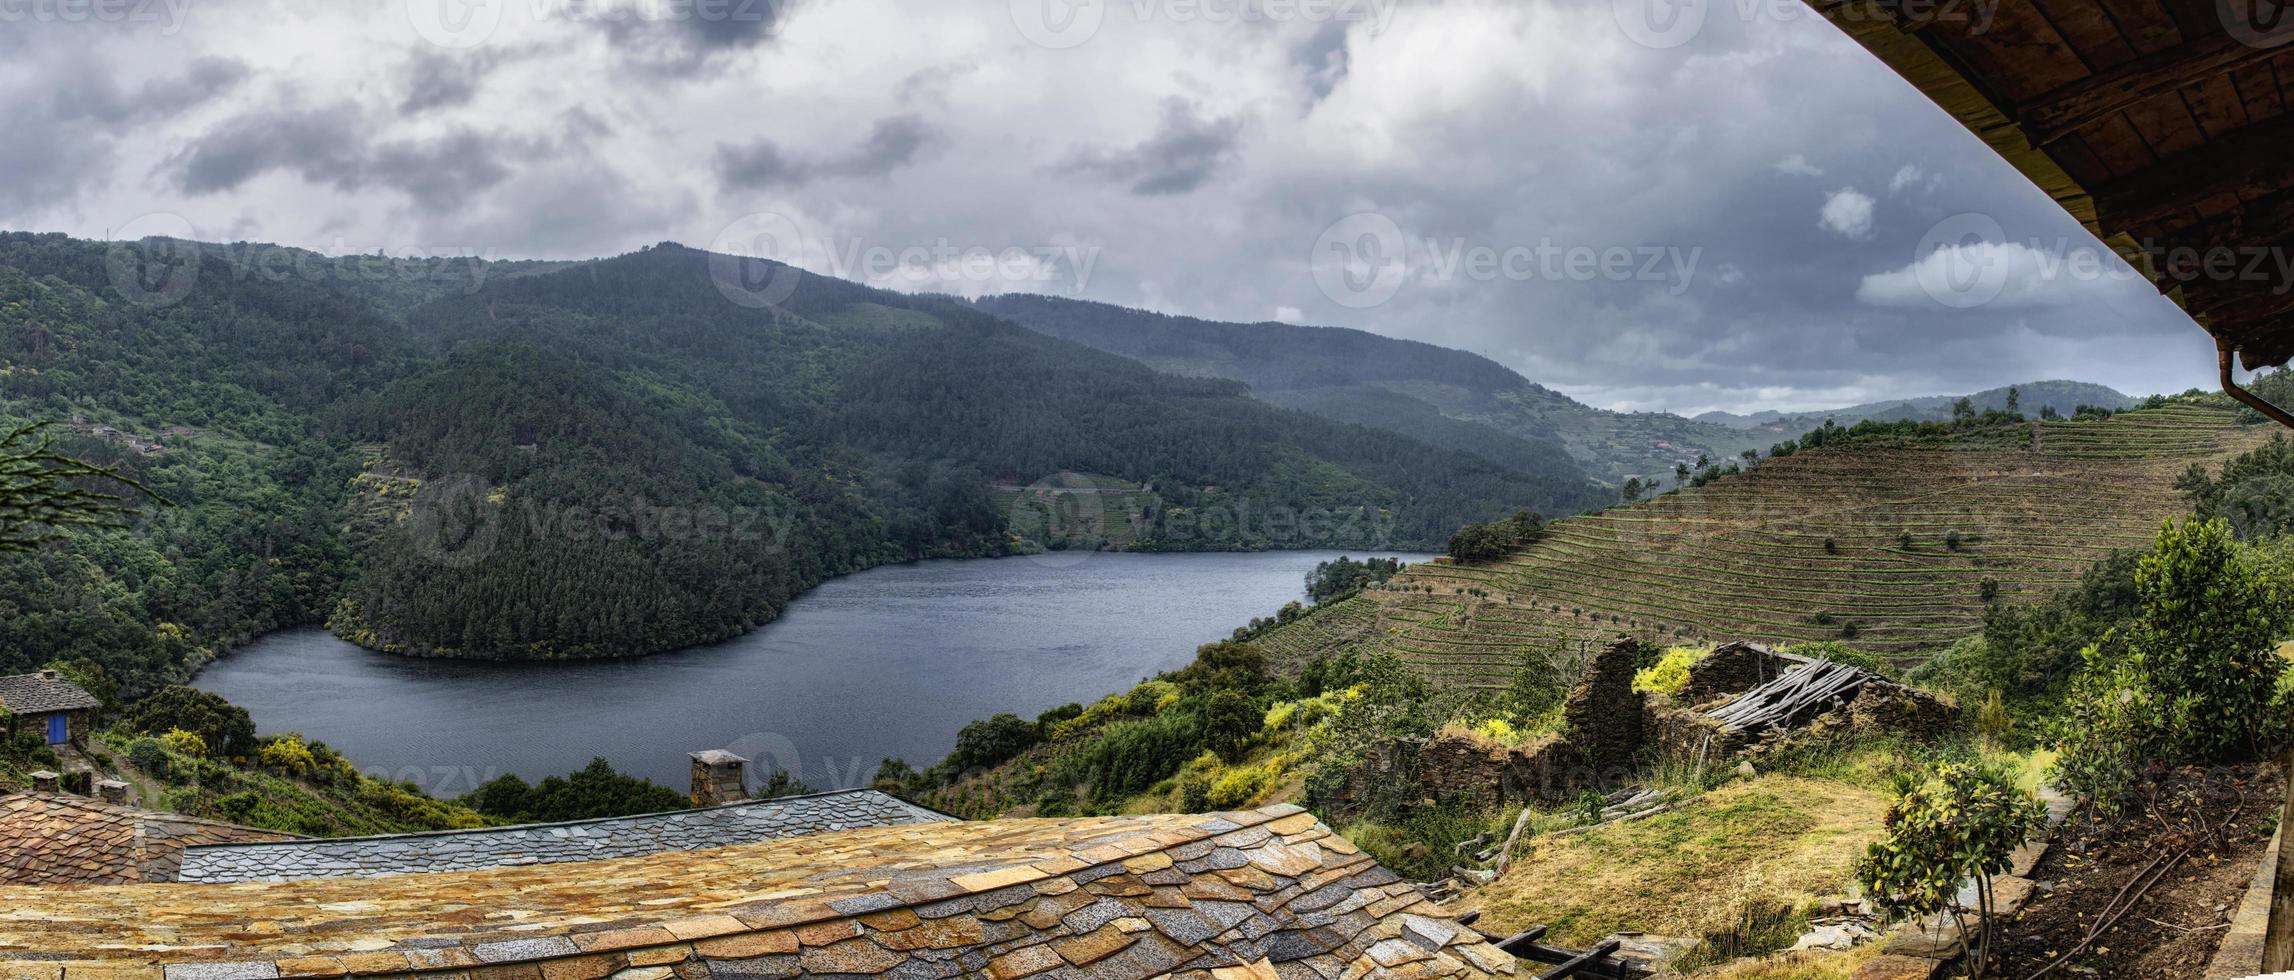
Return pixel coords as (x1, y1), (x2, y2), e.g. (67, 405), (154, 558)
(44, 714), (65, 745)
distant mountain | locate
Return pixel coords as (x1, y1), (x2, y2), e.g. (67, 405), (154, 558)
(969, 294), (1769, 484)
(0, 233), (1606, 683)
(1693, 381), (2138, 431)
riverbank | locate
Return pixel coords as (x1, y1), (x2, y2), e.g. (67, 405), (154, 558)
(198, 552), (1429, 793)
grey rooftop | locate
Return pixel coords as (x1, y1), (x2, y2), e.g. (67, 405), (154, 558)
(0, 671), (101, 715)
(174, 788), (955, 883)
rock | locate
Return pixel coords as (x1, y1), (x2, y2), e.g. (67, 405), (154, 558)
(1603, 933), (1699, 973)
(1853, 953), (1945, 980)
(1736, 759), (1757, 780)
(1880, 913), (1964, 958)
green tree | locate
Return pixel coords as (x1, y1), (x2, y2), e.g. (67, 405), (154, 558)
(2053, 520), (2288, 808)
(1856, 762), (2045, 978)
(2004, 386), (2020, 415)
(944, 713), (1041, 773)
(1201, 689), (1259, 762)
(0, 422), (156, 551)
(121, 686), (258, 759)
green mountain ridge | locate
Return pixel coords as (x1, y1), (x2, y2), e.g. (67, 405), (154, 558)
(965, 296), (2140, 490)
(0, 233), (1604, 688)
(1691, 380), (2139, 430)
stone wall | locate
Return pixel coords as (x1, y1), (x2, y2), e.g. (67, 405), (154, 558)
(1677, 641), (1791, 708)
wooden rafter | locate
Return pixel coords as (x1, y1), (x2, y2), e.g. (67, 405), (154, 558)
(2092, 110), (2294, 228)
(2016, 30), (2283, 144)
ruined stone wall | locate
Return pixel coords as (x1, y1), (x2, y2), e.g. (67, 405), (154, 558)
(1677, 641), (1791, 707)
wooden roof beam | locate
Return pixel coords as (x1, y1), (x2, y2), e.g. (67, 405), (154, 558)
(2016, 30), (2279, 145)
(2091, 109), (2294, 229)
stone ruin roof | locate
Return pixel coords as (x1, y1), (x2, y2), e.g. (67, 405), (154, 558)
(176, 789), (953, 883)
(0, 792), (297, 885)
(0, 672), (100, 716)
(3, 803), (1523, 980)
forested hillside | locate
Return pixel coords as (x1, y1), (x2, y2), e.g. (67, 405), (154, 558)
(0, 233), (1602, 685)
(971, 293), (1773, 483)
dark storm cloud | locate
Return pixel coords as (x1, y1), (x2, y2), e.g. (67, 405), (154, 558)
(0, 51), (247, 217)
(713, 113), (940, 189)
(163, 104), (527, 213)
(1055, 97), (1244, 196)
(399, 48), (506, 114)
(595, 0), (789, 72)
(1290, 21), (1351, 102)
(162, 104), (367, 193)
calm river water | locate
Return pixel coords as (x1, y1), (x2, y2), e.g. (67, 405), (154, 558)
(196, 551), (1425, 795)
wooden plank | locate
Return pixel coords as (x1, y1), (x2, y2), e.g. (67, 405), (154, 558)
(2262, 749), (2294, 969)
(2032, 0), (2139, 70)
(2093, 109), (2294, 227)
(1938, 14), (2094, 102)
(1537, 939), (1626, 980)
(2094, 0), (2187, 54)
(2119, 87), (2211, 157)
(2185, 72), (2253, 138)
(2228, 61), (2287, 122)
(2019, 27), (2280, 142)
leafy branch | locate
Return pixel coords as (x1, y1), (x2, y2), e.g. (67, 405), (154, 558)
(0, 420), (171, 551)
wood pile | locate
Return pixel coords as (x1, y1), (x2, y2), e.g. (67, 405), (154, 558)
(1705, 659), (1891, 737)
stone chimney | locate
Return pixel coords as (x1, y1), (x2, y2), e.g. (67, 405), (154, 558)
(96, 780), (129, 804)
(690, 750), (748, 807)
(34, 669), (57, 682)
(28, 771), (58, 793)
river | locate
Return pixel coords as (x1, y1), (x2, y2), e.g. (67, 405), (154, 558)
(195, 551), (1425, 796)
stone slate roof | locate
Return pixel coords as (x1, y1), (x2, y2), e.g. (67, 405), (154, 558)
(0, 672), (100, 715)
(2, 803), (1521, 980)
(0, 792), (298, 885)
(176, 788), (955, 882)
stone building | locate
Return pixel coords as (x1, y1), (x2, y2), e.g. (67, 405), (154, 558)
(0, 669), (100, 747)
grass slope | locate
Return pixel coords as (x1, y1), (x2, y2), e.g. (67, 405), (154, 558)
(1460, 775), (1888, 948)
(1364, 403), (2274, 686)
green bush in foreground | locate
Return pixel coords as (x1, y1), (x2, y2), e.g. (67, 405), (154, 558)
(2053, 518), (2287, 810)
(1857, 761), (2044, 979)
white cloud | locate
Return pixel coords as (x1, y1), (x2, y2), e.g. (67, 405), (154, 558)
(1773, 153), (1824, 177)
(1855, 241), (2152, 310)
(1273, 305), (1303, 322)
(1818, 187), (1875, 239)
(1888, 163), (1922, 193)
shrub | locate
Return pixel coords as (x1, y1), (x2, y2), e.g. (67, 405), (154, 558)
(159, 728), (207, 758)
(1201, 689), (1261, 762)
(123, 687), (259, 759)
(2053, 519), (2287, 809)
(944, 714), (1041, 774)
(257, 734), (318, 776)
(1856, 762), (2044, 978)
(1632, 646), (1704, 698)
(126, 737), (175, 783)
(1205, 760), (1274, 809)
(1787, 641), (1893, 678)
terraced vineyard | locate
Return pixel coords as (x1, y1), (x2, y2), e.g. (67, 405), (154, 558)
(1346, 402), (2273, 689)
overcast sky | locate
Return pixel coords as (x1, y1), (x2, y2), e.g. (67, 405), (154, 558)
(2, 0), (2227, 414)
